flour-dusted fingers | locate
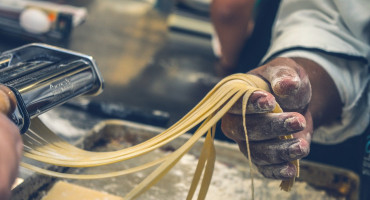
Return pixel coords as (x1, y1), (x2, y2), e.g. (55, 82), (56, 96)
(256, 162), (298, 180)
(221, 112), (306, 141)
(250, 57), (312, 112)
(235, 137), (309, 165)
(228, 90), (276, 115)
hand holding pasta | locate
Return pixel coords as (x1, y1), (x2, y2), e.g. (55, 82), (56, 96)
(22, 61), (330, 198)
(221, 57), (313, 180)
(0, 85), (22, 200)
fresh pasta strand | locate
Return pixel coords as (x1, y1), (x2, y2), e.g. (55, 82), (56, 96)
(21, 73), (299, 199)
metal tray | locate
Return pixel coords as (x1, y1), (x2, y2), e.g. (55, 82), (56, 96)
(12, 120), (359, 200)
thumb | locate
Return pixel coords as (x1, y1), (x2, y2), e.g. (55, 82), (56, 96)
(251, 58), (311, 111)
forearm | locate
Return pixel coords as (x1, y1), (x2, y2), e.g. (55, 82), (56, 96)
(211, 0), (255, 67)
(290, 57), (343, 129)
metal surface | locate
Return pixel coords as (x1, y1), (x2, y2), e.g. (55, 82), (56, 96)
(0, 43), (103, 133)
(12, 118), (359, 200)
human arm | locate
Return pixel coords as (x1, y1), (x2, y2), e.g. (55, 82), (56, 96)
(221, 56), (342, 179)
(220, 0), (370, 179)
(210, 0), (255, 70)
(0, 85), (23, 200)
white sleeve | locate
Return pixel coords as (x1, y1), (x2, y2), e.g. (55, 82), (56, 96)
(262, 0), (370, 62)
(261, 0), (370, 144)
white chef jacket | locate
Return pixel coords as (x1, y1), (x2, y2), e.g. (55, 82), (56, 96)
(262, 0), (370, 144)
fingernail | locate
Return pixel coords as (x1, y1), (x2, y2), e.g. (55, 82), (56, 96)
(288, 141), (306, 159)
(280, 166), (295, 178)
(272, 78), (300, 96)
(256, 95), (275, 111)
(284, 117), (305, 131)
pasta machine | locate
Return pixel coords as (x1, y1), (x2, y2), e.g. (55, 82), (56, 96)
(0, 43), (104, 133)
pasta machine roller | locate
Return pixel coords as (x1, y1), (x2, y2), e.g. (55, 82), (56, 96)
(0, 43), (104, 133)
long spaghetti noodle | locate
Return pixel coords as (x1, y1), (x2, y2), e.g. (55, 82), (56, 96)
(21, 73), (299, 199)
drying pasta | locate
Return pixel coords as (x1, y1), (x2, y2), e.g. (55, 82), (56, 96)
(20, 73), (299, 200)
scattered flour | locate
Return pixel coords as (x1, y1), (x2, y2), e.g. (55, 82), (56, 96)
(68, 150), (344, 200)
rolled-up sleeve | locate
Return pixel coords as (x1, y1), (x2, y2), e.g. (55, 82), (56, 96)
(262, 0), (370, 144)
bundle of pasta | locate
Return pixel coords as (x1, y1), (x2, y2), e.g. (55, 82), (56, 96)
(21, 73), (299, 199)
